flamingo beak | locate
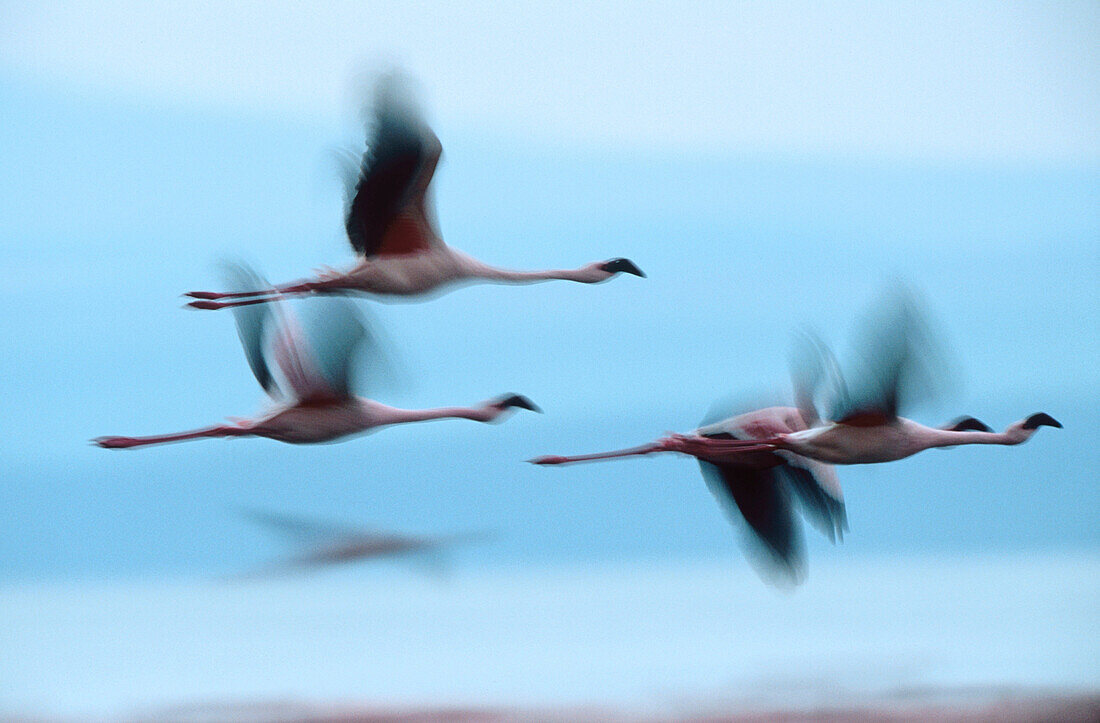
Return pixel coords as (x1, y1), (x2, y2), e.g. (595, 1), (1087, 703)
(497, 394), (542, 413)
(1022, 413), (1062, 430)
(601, 258), (646, 277)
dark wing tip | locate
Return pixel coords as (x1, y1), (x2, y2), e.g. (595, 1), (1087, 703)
(1023, 412), (1062, 430)
(699, 461), (807, 587)
(947, 416), (993, 433)
(497, 394), (542, 413)
(601, 258), (645, 277)
(344, 72), (433, 257)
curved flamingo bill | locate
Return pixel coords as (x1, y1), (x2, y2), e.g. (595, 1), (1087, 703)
(1023, 412), (1062, 430)
(600, 258), (645, 277)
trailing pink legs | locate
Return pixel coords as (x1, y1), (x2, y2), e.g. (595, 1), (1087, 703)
(93, 424), (253, 449)
(185, 279), (336, 310)
(529, 434), (780, 465)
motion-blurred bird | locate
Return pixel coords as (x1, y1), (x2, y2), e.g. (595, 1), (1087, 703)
(237, 508), (488, 577)
(185, 72), (643, 310)
(530, 290), (1060, 584)
(96, 264), (539, 449)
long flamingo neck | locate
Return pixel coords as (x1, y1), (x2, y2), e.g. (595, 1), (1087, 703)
(415, 406), (487, 422)
(371, 403), (487, 426)
(479, 266), (587, 284)
(923, 428), (1020, 450)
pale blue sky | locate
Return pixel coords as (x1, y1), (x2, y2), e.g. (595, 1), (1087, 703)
(1, 2), (1097, 581)
(3, 1), (1098, 160)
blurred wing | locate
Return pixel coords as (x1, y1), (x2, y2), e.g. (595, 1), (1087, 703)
(699, 458), (806, 587)
(223, 263), (279, 397)
(775, 453), (847, 542)
(344, 73), (443, 258)
(790, 330), (849, 427)
(267, 303), (342, 402)
(832, 286), (946, 424)
(698, 395), (747, 430)
(293, 296), (377, 399)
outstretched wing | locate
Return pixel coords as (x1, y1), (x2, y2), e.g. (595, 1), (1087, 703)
(776, 454), (847, 543)
(699, 458), (806, 586)
(830, 287), (947, 425)
(294, 296), (384, 399)
(223, 263), (280, 397)
(221, 264), (370, 403)
(269, 296), (369, 402)
(790, 330), (849, 427)
(344, 72), (443, 258)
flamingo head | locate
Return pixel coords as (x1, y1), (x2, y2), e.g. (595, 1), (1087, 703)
(600, 258), (646, 277)
(494, 394), (542, 414)
(1004, 412), (1062, 444)
(1022, 412), (1062, 430)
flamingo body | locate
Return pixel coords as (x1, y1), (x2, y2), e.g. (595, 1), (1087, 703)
(531, 291), (1061, 585)
(778, 419), (927, 465)
(97, 264), (538, 450)
(238, 509), (488, 577)
(185, 73), (642, 309)
(236, 398), (380, 445)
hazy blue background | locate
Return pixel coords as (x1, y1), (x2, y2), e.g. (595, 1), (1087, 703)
(1, 1), (1097, 717)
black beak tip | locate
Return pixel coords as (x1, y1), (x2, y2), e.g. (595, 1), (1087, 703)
(499, 394), (542, 414)
(1023, 412), (1062, 430)
(601, 258), (645, 277)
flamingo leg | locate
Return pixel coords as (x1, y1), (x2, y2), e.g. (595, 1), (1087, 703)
(187, 295), (284, 311)
(185, 289), (273, 301)
(529, 435), (779, 466)
(185, 281), (334, 309)
(665, 434), (781, 459)
(94, 424), (252, 449)
(529, 442), (669, 465)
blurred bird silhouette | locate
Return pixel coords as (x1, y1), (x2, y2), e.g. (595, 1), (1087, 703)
(96, 263), (539, 449)
(235, 508), (489, 578)
(185, 71), (643, 310)
(531, 289), (1060, 585)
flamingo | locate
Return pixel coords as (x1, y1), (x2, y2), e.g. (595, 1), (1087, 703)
(184, 73), (644, 310)
(237, 508), (488, 577)
(530, 291), (1061, 584)
(95, 264), (539, 449)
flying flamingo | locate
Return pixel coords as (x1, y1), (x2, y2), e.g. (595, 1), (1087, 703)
(530, 291), (1060, 584)
(96, 264), (539, 449)
(184, 73), (643, 310)
(236, 508), (489, 578)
